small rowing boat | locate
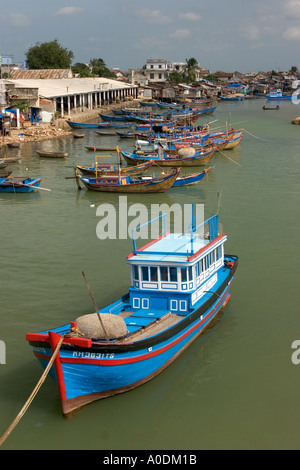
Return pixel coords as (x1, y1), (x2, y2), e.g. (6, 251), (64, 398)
(36, 150), (68, 158)
(0, 176), (42, 193)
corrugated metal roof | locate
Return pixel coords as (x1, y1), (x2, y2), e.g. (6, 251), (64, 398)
(4, 77), (135, 98)
(10, 69), (73, 79)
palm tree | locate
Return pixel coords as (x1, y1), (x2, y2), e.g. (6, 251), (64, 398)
(184, 58), (199, 83)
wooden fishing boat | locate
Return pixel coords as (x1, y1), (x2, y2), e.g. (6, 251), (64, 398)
(219, 95), (244, 101)
(98, 122), (132, 129)
(36, 150), (68, 158)
(26, 211), (238, 415)
(85, 146), (116, 151)
(0, 176), (42, 193)
(73, 133), (85, 138)
(172, 167), (211, 186)
(221, 132), (245, 150)
(121, 146), (216, 167)
(75, 160), (154, 176)
(0, 171), (12, 178)
(7, 142), (20, 148)
(99, 113), (131, 122)
(66, 120), (102, 129)
(116, 131), (135, 138)
(76, 168), (180, 193)
(139, 100), (158, 106)
(262, 105), (279, 110)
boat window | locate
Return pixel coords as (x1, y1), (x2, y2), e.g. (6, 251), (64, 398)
(204, 256), (209, 271)
(160, 267), (168, 281)
(141, 266), (149, 281)
(169, 267), (177, 282)
(188, 266), (193, 281)
(216, 245), (222, 260)
(209, 251), (215, 264)
(150, 266), (158, 282)
(133, 265), (139, 280)
(181, 267), (187, 282)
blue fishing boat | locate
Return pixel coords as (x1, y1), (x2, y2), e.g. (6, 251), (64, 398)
(219, 95), (244, 101)
(0, 176), (42, 193)
(75, 160), (154, 176)
(266, 89), (300, 101)
(99, 113), (131, 122)
(172, 167), (211, 186)
(66, 120), (103, 129)
(26, 211), (238, 415)
(121, 146), (216, 167)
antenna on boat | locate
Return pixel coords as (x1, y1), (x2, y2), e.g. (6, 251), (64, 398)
(81, 271), (110, 342)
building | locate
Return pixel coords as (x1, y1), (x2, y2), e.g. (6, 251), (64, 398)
(4, 74), (138, 124)
(144, 59), (208, 84)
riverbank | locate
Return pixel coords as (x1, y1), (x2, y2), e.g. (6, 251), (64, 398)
(0, 99), (139, 147)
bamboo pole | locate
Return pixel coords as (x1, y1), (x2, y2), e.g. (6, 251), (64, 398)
(0, 335), (64, 447)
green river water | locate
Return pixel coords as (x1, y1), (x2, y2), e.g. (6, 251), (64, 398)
(0, 98), (299, 450)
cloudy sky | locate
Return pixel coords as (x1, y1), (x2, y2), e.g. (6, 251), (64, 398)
(1, 0), (300, 73)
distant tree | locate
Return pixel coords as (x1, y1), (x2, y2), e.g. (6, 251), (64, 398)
(168, 70), (184, 85)
(183, 57), (199, 83)
(25, 39), (74, 69)
(72, 62), (91, 77)
(289, 66), (298, 75)
(89, 58), (116, 78)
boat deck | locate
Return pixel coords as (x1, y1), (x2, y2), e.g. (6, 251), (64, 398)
(118, 310), (183, 341)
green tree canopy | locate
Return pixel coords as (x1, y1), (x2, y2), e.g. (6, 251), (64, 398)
(25, 39), (74, 69)
(89, 58), (116, 78)
(183, 57), (199, 83)
(72, 62), (91, 77)
(168, 70), (184, 85)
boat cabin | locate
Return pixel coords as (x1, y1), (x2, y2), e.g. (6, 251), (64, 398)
(126, 214), (227, 316)
(90, 174), (130, 185)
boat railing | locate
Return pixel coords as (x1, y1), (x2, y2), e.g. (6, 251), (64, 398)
(131, 211), (220, 257)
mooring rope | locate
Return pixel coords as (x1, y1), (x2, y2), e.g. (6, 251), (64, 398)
(0, 335), (65, 447)
(243, 129), (279, 143)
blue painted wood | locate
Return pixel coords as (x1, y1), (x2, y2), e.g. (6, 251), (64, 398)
(26, 210), (238, 415)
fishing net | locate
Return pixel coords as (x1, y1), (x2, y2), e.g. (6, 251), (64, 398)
(75, 313), (128, 340)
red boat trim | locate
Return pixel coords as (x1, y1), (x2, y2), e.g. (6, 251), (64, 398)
(187, 233), (226, 262)
(127, 231), (171, 259)
(26, 332), (92, 348)
(49, 332), (67, 401)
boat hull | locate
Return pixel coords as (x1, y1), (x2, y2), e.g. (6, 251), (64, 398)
(121, 148), (216, 167)
(0, 177), (42, 192)
(79, 169), (180, 192)
(27, 257), (237, 415)
(76, 161), (154, 176)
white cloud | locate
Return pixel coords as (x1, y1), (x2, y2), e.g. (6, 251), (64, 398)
(7, 13), (31, 27)
(241, 25), (260, 41)
(135, 9), (172, 24)
(54, 7), (85, 16)
(170, 29), (190, 39)
(179, 12), (201, 21)
(285, 0), (300, 17)
(283, 26), (300, 39)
